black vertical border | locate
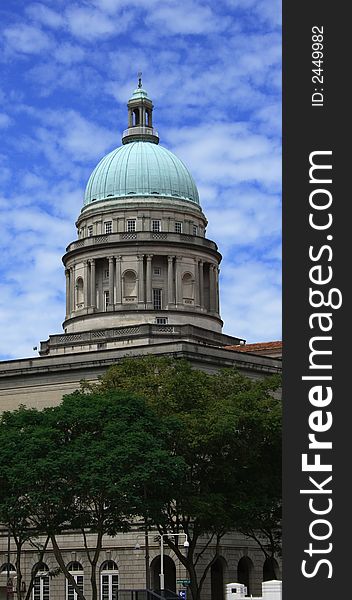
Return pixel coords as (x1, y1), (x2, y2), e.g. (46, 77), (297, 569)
(283, 1), (350, 598)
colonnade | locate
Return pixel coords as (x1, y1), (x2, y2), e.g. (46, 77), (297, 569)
(65, 254), (219, 317)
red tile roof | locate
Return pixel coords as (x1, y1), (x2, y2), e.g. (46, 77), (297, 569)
(225, 341), (282, 356)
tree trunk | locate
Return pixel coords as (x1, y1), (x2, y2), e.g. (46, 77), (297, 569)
(50, 534), (86, 600)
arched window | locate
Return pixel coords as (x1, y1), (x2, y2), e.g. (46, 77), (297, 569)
(237, 556), (254, 596)
(211, 557), (227, 600)
(66, 562), (83, 600)
(123, 270), (137, 301)
(132, 109), (140, 126)
(263, 557), (280, 581)
(32, 563), (49, 600)
(100, 560), (118, 600)
(182, 272), (194, 303)
(76, 277), (84, 307)
(0, 563), (16, 575)
(150, 556), (176, 593)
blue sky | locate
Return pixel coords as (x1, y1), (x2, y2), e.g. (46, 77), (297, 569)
(0, 0), (281, 360)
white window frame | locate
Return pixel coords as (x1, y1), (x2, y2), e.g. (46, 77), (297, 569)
(66, 563), (84, 600)
(104, 221), (112, 234)
(153, 267), (161, 276)
(33, 570), (50, 600)
(175, 221), (182, 234)
(156, 317), (168, 325)
(87, 225), (93, 237)
(153, 288), (162, 310)
(104, 290), (110, 310)
(193, 224), (198, 236)
(126, 219), (136, 232)
(100, 563), (119, 600)
(103, 269), (109, 279)
(152, 220), (161, 232)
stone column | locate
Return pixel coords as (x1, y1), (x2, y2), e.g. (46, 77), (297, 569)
(199, 260), (204, 308)
(215, 266), (220, 314)
(115, 256), (122, 304)
(137, 255), (145, 304)
(70, 266), (75, 312)
(175, 256), (183, 305)
(167, 256), (174, 306)
(209, 264), (216, 312)
(194, 259), (200, 306)
(108, 257), (114, 306)
(90, 259), (96, 308)
(65, 269), (70, 316)
(146, 255), (153, 304)
(83, 261), (89, 307)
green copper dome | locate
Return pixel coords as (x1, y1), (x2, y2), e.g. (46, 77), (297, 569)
(84, 141), (200, 206)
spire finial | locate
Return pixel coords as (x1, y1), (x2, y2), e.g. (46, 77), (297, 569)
(137, 71), (142, 88)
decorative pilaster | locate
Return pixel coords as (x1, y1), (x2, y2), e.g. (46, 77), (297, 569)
(90, 259), (96, 308)
(65, 269), (70, 317)
(167, 256), (174, 306)
(108, 257), (114, 306)
(175, 256), (183, 305)
(115, 257), (122, 304)
(137, 255), (145, 303)
(199, 260), (204, 308)
(209, 264), (216, 312)
(83, 261), (89, 307)
(146, 255), (153, 304)
(194, 259), (200, 306)
(70, 266), (75, 312)
(215, 266), (220, 314)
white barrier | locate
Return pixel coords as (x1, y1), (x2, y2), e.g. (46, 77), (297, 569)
(226, 580), (282, 600)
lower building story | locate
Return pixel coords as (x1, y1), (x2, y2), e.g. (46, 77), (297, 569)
(0, 528), (281, 600)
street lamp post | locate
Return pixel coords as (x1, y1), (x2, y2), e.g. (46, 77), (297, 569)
(159, 533), (189, 592)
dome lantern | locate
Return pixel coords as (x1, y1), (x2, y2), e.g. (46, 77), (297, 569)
(122, 74), (159, 145)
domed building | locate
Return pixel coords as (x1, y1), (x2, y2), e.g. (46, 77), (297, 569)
(0, 81), (282, 599)
(40, 80), (235, 356)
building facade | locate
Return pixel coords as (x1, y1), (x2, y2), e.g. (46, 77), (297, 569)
(0, 81), (281, 599)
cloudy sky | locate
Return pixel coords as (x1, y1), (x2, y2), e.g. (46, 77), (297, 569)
(0, 0), (281, 361)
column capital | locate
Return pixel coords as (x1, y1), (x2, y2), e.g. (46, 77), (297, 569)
(137, 254), (144, 261)
(146, 254), (153, 260)
(65, 269), (70, 277)
(89, 258), (95, 265)
(167, 255), (174, 262)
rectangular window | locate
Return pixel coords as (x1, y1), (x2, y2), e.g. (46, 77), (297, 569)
(153, 267), (161, 276)
(156, 317), (168, 325)
(175, 221), (182, 234)
(153, 288), (162, 310)
(105, 221), (112, 234)
(87, 225), (93, 237)
(127, 219), (136, 232)
(104, 291), (110, 310)
(152, 220), (161, 232)
(193, 225), (198, 236)
(67, 576), (83, 600)
(104, 269), (109, 279)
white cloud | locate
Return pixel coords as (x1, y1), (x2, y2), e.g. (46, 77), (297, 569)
(220, 260), (282, 342)
(26, 3), (65, 29)
(145, 1), (232, 35)
(166, 122), (281, 191)
(66, 6), (132, 39)
(3, 24), (52, 54)
(0, 113), (12, 128)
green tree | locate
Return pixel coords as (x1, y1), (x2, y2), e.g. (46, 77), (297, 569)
(88, 356), (282, 600)
(0, 391), (184, 600)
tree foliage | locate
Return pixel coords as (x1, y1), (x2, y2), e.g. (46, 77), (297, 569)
(86, 357), (282, 600)
(0, 357), (281, 600)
